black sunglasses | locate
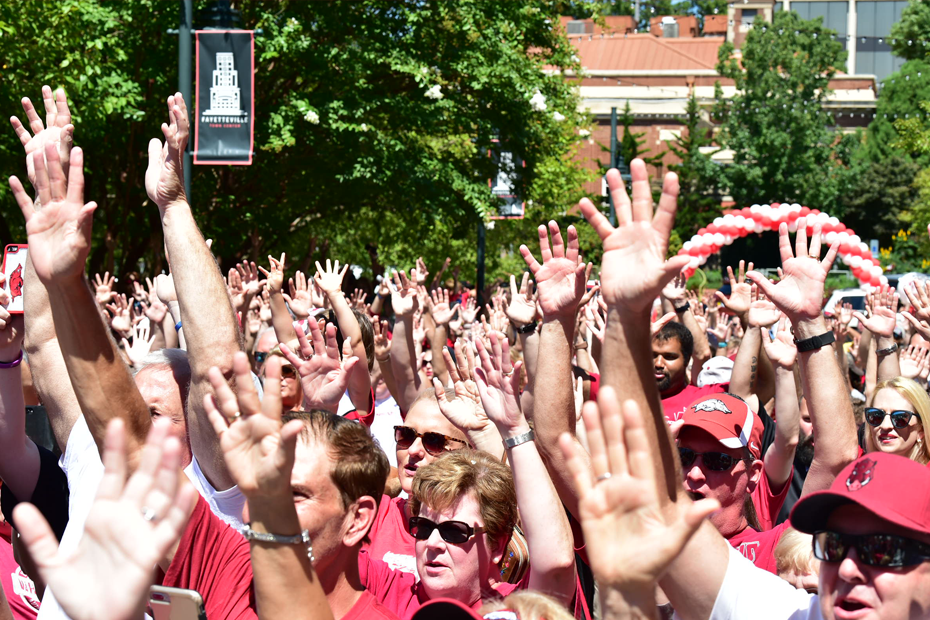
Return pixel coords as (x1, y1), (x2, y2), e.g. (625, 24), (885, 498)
(813, 530), (930, 567)
(255, 352), (268, 364)
(864, 408), (917, 430)
(679, 447), (743, 472)
(409, 517), (485, 545)
(280, 365), (298, 379)
(394, 426), (466, 456)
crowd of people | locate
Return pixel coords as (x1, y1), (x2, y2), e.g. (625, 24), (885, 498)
(0, 84), (929, 620)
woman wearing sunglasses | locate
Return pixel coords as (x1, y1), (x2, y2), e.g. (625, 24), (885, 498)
(864, 377), (930, 465)
(267, 347), (305, 412)
(362, 333), (583, 618)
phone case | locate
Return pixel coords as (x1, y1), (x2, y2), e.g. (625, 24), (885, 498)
(1, 244), (27, 315)
(148, 586), (207, 620)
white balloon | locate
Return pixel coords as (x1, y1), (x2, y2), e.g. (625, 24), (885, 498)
(750, 204), (761, 213)
(699, 254), (708, 265)
(712, 233), (725, 245)
(849, 235), (861, 245)
(825, 231), (838, 244)
(691, 235), (702, 244)
(713, 217), (724, 227)
(850, 256), (863, 267)
(702, 233), (715, 245)
(683, 241), (693, 250)
(837, 232), (850, 242)
(743, 219), (755, 231)
(791, 203), (802, 212)
(871, 265), (883, 278)
(828, 216), (839, 226)
(841, 253), (851, 265)
(880, 275), (889, 286)
(724, 235), (734, 244)
(788, 221), (799, 233)
(754, 222), (764, 234)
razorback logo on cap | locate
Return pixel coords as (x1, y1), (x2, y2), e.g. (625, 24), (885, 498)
(692, 398), (732, 414)
(846, 457), (876, 492)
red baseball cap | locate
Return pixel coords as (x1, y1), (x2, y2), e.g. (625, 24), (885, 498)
(680, 393), (764, 460)
(410, 599), (521, 620)
(790, 452), (930, 536)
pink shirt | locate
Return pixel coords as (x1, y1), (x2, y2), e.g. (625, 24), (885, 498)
(342, 590), (400, 620)
(364, 495), (418, 578)
(0, 522), (39, 619)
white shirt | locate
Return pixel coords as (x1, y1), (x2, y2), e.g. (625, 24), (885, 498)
(37, 417), (104, 620)
(681, 545), (822, 620)
(368, 394), (403, 467)
(183, 456), (246, 532)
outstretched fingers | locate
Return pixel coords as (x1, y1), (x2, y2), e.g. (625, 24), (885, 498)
(578, 196), (616, 241)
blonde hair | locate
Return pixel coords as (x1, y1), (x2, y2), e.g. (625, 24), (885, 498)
(775, 527), (817, 577)
(409, 449), (517, 549)
(479, 591), (575, 620)
(865, 377), (930, 464)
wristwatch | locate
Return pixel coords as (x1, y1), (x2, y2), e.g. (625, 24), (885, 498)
(503, 429), (535, 449)
(793, 330), (836, 353)
(515, 321), (538, 334)
(674, 302), (691, 313)
(242, 525), (315, 562)
(876, 343), (899, 357)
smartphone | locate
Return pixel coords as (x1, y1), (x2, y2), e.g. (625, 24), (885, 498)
(1, 244), (27, 315)
(148, 586), (207, 620)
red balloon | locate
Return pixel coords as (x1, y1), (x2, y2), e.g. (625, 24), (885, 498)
(698, 228), (707, 236)
(838, 243), (850, 255)
(771, 202), (781, 209)
(761, 217), (773, 228)
(799, 207), (811, 217)
(835, 223), (846, 232)
(741, 208), (753, 217)
(787, 211), (800, 222)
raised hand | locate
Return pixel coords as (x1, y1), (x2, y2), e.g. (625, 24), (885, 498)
(144, 92), (189, 210)
(390, 270), (419, 317)
(155, 273), (178, 305)
(520, 221), (586, 319)
(650, 311), (675, 336)
(715, 261), (753, 316)
(94, 272), (118, 306)
(587, 305), (607, 343)
(431, 344), (488, 432)
(237, 260), (264, 297)
(460, 296), (478, 324)
(14, 418), (198, 620)
(747, 285), (781, 328)
(558, 389), (718, 594)
(10, 143), (96, 283)
(205, 353), (305, 499)
(413, 256), (429, 286)
(314, 259), (348, 295)
(836, 301), (853, 326)
(121, 322), (156, 367)
(899, 345), (929, 381)
(506, 272), (537, 326)
(427, 287), (455, 325)
(144, 277), (169, 324)
(746, 219), (838, 323)
(473, 332), (525, 434)
(853, 285), (897, 338)
(10, 86), (74, 191)
(761, 318), (798, 369)
(279, 318), (359, 412)
(283, 271), (315, 318)
(578, 161), (690, 313)
(661, 270), (688, 306)
(373, 317), (391, 361)
(258, 253), (286, 295)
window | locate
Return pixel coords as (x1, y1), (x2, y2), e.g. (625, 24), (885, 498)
(741, 9), (758, 26)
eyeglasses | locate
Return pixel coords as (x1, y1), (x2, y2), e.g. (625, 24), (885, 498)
(394, 426), (466, 456)
(813, 530), (930, 567)
(281, 365), (298, 379)
(864, 408), (916, 430)
(679, 447), (744, 472)
(255, 352), (268, 364)
(409, 517), (485, 545)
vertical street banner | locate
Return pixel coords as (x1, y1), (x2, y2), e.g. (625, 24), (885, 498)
(488, 139), (525, 219)
(194, 30), (254, 165)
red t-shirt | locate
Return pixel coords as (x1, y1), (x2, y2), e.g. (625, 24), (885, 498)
(343, 589), (400, 620)
(752, 466), (793, 532)
(727, 521), (790, 574)
(360, 551), (589, 619)
(0, 522), (39, 619)
(662, 383), (728, 422)
(364, 495), (418, 579)
(161, 497), (257, 619)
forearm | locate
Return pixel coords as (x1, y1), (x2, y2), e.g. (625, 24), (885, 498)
(23, 256), (81, 451)
(428, 324), (451, 387)
(796, 317), (859, 495)
(507, 425), (575, 603)
(764, 366), (799, 491)
(600, 587), (658, 620)
(166, 302), (186, 350)
(161, 315), (180, 349)
(369, 292), (386, 317)
(377, 357), (401, 404)
(389, 317), (421, 411)
(47, 276), (151, 465)
(269, 292), (299, 347)
(149, 319), (167, 353)
(519, 331), (539, 417)
(679, 308), (711, 376)
(729, 325), (761, 400)
(0, 368), (40, 500)
(875, 335), (901, 381)
(856, 329), (871, 369)
(754, 347), (777, 405)
(247, 496), (333, 620)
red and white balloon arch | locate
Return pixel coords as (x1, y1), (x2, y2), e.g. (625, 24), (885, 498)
(676, 203), (886, 287)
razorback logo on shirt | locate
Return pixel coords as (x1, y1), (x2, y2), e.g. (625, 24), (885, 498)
(692, 398), (732, 414)
(381, 551), (418, 578)
(12, 566), (39, 610)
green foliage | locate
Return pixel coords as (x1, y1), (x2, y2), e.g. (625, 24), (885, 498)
(665, 93), (721, 240)
(905, 167), (930, 260)
(864, 60), (930, 163)
(878, 228), (929, 273)
(0, 0), (595, 284)
(844, 156), (921, 244)
(713, 11), (853, 212)
(890, 0), (930, 62)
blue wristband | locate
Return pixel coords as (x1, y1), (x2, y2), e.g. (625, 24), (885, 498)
(175, 321), (182, 332)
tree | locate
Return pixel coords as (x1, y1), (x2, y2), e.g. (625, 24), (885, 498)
(843, 156), (921, 244)
(891, 0), (930, 62)
(665, 93), (721, 239)
(615, 100), (664, 171)
(863, 59), (930, 163)
(713, 11), (853, 212)
(0, 0), (596, 285)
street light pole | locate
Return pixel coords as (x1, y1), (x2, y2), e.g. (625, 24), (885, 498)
(608, 106), (617, 226)
(179, 0), (193, 202)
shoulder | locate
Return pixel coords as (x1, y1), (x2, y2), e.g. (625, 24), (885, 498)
(346, 590), (401, 620)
